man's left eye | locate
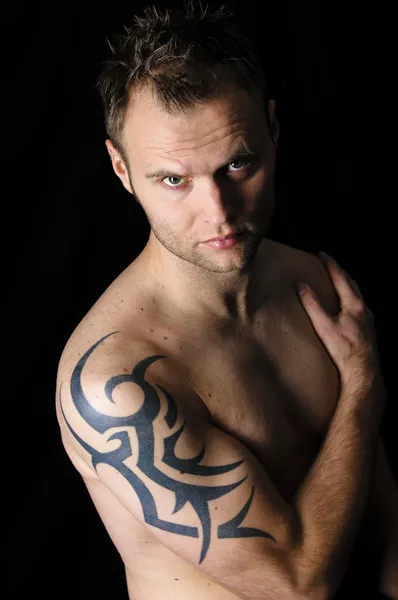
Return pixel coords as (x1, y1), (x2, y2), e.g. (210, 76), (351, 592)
(228, 157), (253, 171)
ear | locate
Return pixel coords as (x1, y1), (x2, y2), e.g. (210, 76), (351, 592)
(105, 139), (134, 194)
(267, 99), (280, 147)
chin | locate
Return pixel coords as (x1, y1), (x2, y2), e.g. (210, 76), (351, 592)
(195, 240), (260, 273)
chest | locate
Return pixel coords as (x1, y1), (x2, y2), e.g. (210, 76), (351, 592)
(174, 297), (341, 500)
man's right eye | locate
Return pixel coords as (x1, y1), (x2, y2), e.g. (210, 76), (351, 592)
(162, 176), (186, 188)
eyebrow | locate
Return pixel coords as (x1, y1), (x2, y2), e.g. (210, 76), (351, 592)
(144, 142), (256, 180)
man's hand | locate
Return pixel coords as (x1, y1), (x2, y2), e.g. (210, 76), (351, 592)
(296, 250), (385, 400)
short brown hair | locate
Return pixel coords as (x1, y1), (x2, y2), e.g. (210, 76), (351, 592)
(95, 0), (269, 161)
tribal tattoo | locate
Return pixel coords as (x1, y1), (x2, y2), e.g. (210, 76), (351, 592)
(60, 331), (276, 564)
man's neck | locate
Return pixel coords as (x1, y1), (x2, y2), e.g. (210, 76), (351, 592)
(135, 233), (266, 326)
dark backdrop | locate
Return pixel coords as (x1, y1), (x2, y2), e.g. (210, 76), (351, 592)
(4, 1), (396, 598)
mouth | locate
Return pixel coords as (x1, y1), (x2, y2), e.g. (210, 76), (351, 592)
(201, 231), (245, 249)
(203, 230), (243, 243)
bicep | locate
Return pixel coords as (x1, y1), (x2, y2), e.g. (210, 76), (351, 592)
(58, 353), (303, 599)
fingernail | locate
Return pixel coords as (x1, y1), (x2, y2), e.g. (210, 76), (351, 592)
(295, 282), (308, 296)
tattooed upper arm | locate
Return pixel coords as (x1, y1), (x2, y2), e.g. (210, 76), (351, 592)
(57, 331), (306, 600)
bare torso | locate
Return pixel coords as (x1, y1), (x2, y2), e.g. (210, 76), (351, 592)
(56, 237), (341, 599)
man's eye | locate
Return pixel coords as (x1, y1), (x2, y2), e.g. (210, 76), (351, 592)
(228, 156), (253, 171)
(161, 156), (254, 189)
(162, 176), (186, 188)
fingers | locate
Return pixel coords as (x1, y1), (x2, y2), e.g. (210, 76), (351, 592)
(341, 269), (363, 300)
(297, 252), (379, 384)
(296, 283), (336, 339)
(319, 251), (364, 313)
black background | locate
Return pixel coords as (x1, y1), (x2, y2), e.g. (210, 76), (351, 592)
(4, 1), (396, 598)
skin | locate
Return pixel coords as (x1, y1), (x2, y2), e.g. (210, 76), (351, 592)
(105, 83), (280, 325)
(65, 81), (398, 597)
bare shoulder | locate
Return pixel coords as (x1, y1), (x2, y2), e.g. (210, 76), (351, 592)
(56, 320), (210, 481)
(264, 237), (340, 316)
(56, 329), (153, 473)
(56, 259), (158, 393)
(55, 257), (173, 475)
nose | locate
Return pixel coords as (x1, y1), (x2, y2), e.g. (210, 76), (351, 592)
(199, 177), (240, 224)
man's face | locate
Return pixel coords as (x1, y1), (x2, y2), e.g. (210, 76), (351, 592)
(106, 84), (279, 273)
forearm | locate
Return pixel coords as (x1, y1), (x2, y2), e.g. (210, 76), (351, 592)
(292, 379), (385, 598)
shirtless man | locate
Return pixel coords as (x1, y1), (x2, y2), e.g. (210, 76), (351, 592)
(55, 3), (398, 599)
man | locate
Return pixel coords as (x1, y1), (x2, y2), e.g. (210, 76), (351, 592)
(56, 2), (398, 598)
